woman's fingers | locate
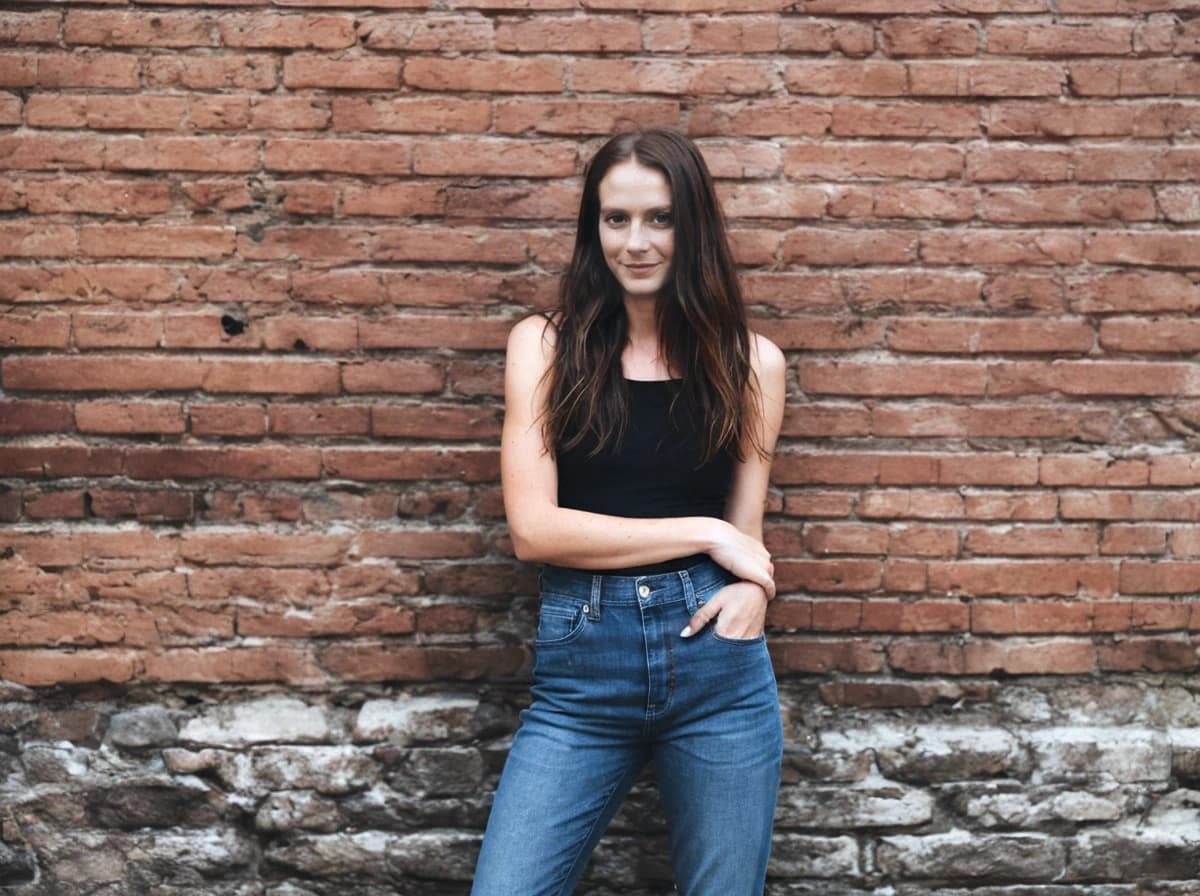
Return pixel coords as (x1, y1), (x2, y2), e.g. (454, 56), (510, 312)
(680, 582), (769, 638)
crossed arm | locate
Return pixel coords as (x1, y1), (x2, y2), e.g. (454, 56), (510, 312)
(500, 315), (787, 637)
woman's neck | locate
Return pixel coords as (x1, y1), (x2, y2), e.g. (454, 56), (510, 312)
(622, 295), (670, 380)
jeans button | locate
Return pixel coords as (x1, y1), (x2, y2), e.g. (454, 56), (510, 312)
(637, 584), (650, 598)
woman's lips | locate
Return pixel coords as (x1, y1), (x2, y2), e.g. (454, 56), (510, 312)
(623, 263), (660, 275)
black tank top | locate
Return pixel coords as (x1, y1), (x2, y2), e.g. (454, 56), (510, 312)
(555, 378), (735, 575)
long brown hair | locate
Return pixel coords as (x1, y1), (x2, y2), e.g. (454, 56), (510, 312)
(542, 128), (760, 464)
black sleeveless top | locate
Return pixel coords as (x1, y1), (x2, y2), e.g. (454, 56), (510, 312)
(555, 378), (735, 575)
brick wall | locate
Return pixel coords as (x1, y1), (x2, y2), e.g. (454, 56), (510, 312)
(2, 1), (1200, 892)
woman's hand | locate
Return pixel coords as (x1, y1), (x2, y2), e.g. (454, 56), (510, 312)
(680, 581), (769, 640)
(707, 520), (775, 599)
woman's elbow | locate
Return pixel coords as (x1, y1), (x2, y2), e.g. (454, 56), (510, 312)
(508, 522), (546, 563)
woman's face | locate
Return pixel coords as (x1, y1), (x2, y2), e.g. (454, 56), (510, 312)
(597, 159), (675, 302)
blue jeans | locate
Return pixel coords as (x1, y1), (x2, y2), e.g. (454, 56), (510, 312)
(472, 559), (783, 895)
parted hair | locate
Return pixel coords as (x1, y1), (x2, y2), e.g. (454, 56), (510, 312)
(542, 127), (761, 465)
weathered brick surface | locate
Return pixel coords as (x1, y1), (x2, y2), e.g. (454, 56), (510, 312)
(2, 1), (1199, 891)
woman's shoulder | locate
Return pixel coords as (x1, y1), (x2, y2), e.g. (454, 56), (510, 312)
(508, 311), (559, 359)
(748, 329), (785, 379)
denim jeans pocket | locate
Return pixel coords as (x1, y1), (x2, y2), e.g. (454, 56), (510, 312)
(534, 593), (588, 647)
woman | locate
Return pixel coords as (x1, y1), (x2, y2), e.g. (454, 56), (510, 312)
(472, 128), (786, 896)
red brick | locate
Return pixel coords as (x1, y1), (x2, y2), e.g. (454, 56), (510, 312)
(1040, 455), (1149, 487)
(0, 314), (70, 348)
(1120, 562), (1200, 595)
(1101, 524), (1169, 556)
(781, 491), (857, 519)
(857, 489), (964, 520)
(889, 638), (1096, 675)
(332, 96), (490, 133)
(405, 56), (562, 92)
(190, 96), (332, 131)
(79, 224), (236, 258)
(105, 137), (260, 173)
(988, 19), (1134, 55)
(355, 528), (483, 559)
(0, 12), (60, 44)
(145, 55), (277, 90)
(803, 524), (889, 556)
(780, 403), (871, 438)
(983, 186), (1155, 224)
(360, 14), (494, 51)
(888, 318), (1094, 354)
(1096, 637), (1200, 673)
(910, 61), (1065, 97)
(1170, 526), (1200, 557)
(989, 100), (1193, 138)
(862, 600), (969, 632)
(341, 360), (444, 394)
(189, 403), (267, 437)
(269, 404), (370, 435)
(201, 359), (340, 395)
(0, 650), (136, 687)
(782, 228), (917, 265)
(282, 55), (401, 90)
(693, 100), (826, 141)
(1069, 272), (1200, 313)
(264, 139), (411, 175)
(961, 491), (1057, 521)
(1075, 146), (1200, 184)
(72, 312), (163, 348)
(3, 356), (205, 392)
(964, 525), (1097, 557)
(76, 401), (185, 435)
(496, 15), (639, 50)
(142, 647), (323, 684)
(496, 98), (680, 135)
(372, 404), (501, 440)
(880, 17), (978, 56)
(322, 448), (498, 482)
(889, 525), (959, 557)
(358, 316), (511, 350)
(785, 61), (906, 97)
(27, 94), (187, 130)
(1061, 490), (1200, 522)
(23, 490), (86, 520)
(89, 489), (194, 522)
(787, 142), (964, 182)
(1087, 232), (1200, 268)
(23, 176), (174, 215)
(0, 223), (76, 257)
(990, 361), (1193, 397)
(775, 559), (882, 594)
(1070, 60), (1200, 96)
(321, 644), (527, 682)
(573, 59), (772, 96)
(219, 13), (355, 48)
(238, 603), (416, 639)
(23, 52), (139, 88)
(262, 317), (358, 352)
(180, 531), (351, 566)
(0, 447), (123, 478)
(125, 447), (321, 481)
(411, 138), (576, 177)
(770, 638), (886, 675)
(65, 10), (217, 46)
(798, 361), (987, 397)
(986, 273), (1066, 313)
(971, 602), (1098, 635)
(0, 400), (72, 435)
(928, 560), (1117, 597)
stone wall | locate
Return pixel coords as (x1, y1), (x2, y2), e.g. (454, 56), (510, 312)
(4, 679), (1200, 894)
(4, 0), (1200, 891)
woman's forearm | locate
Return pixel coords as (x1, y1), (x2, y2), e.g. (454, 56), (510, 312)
(508, 509), (723, 569)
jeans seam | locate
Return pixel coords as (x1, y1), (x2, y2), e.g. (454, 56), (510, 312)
(550, 756), (643, 896)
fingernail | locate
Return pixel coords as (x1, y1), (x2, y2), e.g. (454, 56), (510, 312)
(679, 625), (693, 638)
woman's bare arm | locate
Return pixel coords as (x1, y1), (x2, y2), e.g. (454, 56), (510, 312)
(680, 331), (786, 637)
(500, 315), (775, 594)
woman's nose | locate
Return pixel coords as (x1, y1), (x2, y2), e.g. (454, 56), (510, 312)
(627, 222), (650, 251)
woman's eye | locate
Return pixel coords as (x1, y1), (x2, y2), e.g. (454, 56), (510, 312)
(653, 213), (673, 226)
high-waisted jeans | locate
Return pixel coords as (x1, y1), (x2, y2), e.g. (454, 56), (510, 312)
(471, 558), (783, 895)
